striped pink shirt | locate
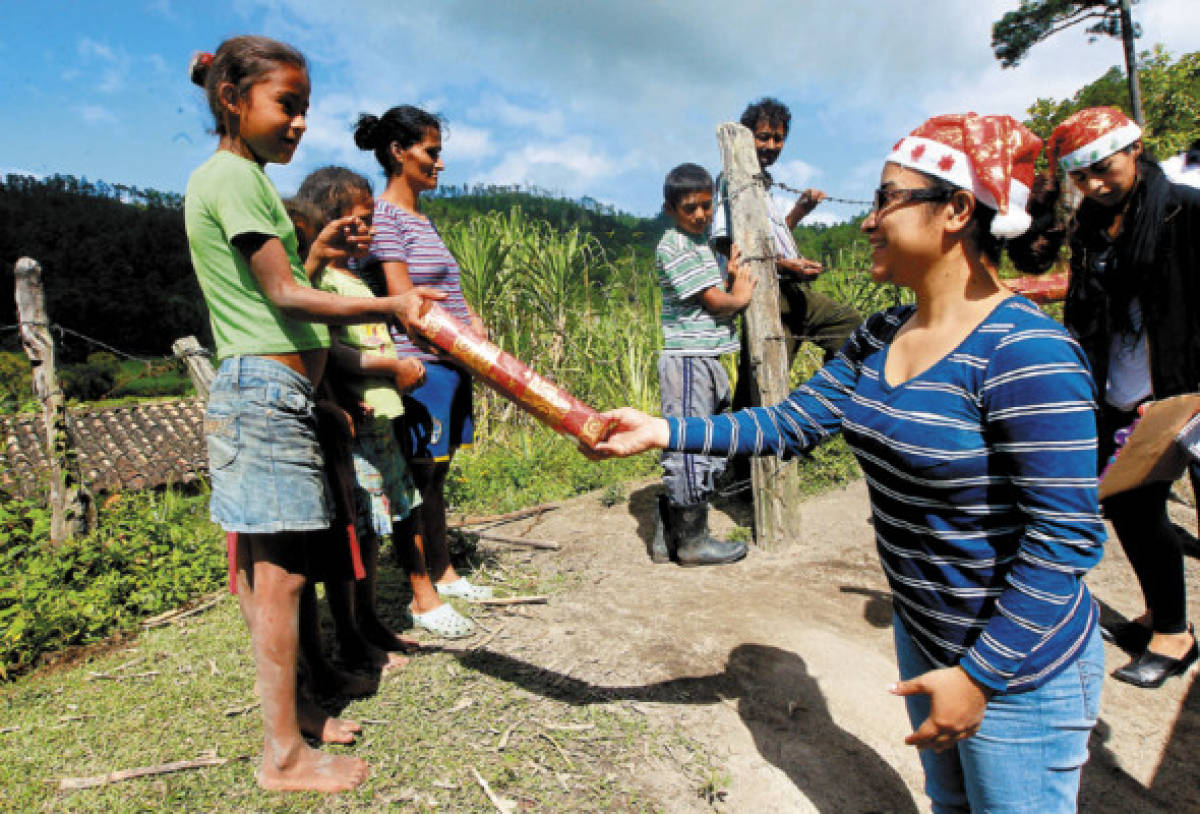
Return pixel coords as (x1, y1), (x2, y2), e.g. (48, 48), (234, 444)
(366, 199), (472, 360)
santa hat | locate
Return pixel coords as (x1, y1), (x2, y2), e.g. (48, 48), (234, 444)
(1048, 106), (1142, 172)
(886, 113), (1043, 239)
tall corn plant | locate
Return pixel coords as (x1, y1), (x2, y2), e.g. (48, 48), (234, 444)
(442, 207), (662, 438)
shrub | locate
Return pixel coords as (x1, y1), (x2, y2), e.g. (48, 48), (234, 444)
(0, 488), (224, 679)
(0, 352), (33, 413)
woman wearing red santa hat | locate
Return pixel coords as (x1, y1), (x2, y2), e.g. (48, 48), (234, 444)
(592, 113), (1106, 812)
(1018, 106), (1200, 689)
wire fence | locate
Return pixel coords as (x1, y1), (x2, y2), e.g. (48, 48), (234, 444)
(2, 320), (190, 363)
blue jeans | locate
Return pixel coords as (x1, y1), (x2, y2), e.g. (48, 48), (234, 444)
(893, 615), (1104, 813)
(205, 356), (332, 533)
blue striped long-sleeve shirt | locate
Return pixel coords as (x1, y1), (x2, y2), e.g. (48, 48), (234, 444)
(667, 298), (1106, 692)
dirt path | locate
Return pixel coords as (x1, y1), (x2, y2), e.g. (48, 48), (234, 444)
(470, 477), (1200, 812)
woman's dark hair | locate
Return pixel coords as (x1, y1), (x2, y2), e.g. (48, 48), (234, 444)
(295, 167), (373, 226)
(739, 97), (791, 135)
(663, 163), (713, 209)
(354, 106), (444, 175)
(189, 36), (306, 136)
(916, 172), (1003, 267)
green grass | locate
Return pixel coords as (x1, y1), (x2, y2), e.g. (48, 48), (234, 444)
(0, 545), (713, 813)
(447, 426), (659, 516)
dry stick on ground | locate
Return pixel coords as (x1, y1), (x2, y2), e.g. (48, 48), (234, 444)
(471, 531), (560, 550)
(470, 766), (517, 814)
(450, 503), (558, 528)
(472, 623), (507, 652)
(223, 701), (259, 717)
(86, 671), (160, 682)
(497, 722), (519, 751)
(58, 756), (234, 790)
(475, 596), (548, 606)
(538, 730), (575, 770)
(140, 592), (224, 629)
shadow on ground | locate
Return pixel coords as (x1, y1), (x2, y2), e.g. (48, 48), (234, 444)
(459, 643), (919, 813)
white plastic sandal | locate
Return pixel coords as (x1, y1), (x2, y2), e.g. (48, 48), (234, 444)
(410, 602), (475, 638)
(435, 577), (494, 601)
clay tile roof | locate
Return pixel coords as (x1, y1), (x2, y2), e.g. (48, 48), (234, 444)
(0, 397), (207, 497)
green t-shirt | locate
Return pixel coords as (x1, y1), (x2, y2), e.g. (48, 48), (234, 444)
(184, 151), (330, 361)
(316, 268), (406, 420)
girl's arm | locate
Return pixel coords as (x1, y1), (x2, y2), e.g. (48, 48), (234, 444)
(234, 234), (441, 331)
(328, 336), (426, 392)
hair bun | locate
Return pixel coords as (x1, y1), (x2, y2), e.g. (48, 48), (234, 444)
(353, 114), (380, 150)
(189, 51), (214, 87)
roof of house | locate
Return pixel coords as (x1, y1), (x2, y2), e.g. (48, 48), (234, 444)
(0, 397), (207, 497)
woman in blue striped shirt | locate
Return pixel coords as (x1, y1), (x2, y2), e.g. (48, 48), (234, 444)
(594, 115), (1106, 813)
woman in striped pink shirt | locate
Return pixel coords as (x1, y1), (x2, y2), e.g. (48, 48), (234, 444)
(354, 106), (492, 638)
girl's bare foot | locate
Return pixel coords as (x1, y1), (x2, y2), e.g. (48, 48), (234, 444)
(297, 691), (363, 745)
(257, 744), (369, 793)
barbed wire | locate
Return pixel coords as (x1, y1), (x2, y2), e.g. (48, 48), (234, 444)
(767, 178), (871, 207)
(4, 320), (174, 364)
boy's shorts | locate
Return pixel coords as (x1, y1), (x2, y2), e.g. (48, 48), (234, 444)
(397, 360), (474, 463)
(352, 417), (423, 539)
(205, 356), (333, 533)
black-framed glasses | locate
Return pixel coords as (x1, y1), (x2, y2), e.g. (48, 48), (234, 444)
(871, 186), (953, 214)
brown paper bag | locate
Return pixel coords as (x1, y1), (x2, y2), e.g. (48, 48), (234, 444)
(1098, 394), (1200, 500)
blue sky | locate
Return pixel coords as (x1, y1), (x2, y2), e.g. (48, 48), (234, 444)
(3, 0), (1197, 221)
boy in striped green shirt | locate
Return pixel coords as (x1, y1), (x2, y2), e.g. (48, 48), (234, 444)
(653, 163), (755, 566)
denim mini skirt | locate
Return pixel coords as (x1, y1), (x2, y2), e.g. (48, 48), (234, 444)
(204, 356), (333, 533)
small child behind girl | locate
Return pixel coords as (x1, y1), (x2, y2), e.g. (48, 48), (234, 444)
(186, 36), (441, 793)
(297, 166), (477, 641)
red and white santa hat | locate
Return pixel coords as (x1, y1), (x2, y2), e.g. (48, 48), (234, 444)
(885, 113), (1043, 239)
(1047, 106), (1142, 172)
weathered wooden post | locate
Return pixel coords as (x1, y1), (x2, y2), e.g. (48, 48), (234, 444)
(172, 336), (216, 401)
(14, 257), (94, 542)
(716, 123), (804, 548)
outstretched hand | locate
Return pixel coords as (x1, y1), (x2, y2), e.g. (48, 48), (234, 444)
(890, 666), (991, 752)
(591, 408), (670, 458)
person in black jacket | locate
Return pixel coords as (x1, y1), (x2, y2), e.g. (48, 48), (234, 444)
(1014, 107), (1200, 688)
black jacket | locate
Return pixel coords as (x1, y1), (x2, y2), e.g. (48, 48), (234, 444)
(1064, 174), (1200, 401)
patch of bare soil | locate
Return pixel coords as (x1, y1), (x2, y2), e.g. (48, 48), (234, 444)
(469, 477), (1200, 812)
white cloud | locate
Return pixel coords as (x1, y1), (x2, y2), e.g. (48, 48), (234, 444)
(771, 159), (820, 190)
(476, 94), (565, 137)
(77, 37), (128, 94)
(472, 137), (624, 195)
(445, 124), (495, 161)
(231, 0), (1200, 214)
(79, 105), (117, 125)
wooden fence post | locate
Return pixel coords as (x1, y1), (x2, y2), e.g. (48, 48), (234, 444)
(172, 336), (216, 401)
(14, 257), (94, 542)
(716, 123), (804, 548)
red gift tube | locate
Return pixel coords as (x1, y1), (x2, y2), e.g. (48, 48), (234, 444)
(1004, 270), (1069, 304)
(410, 304), (615, 448)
